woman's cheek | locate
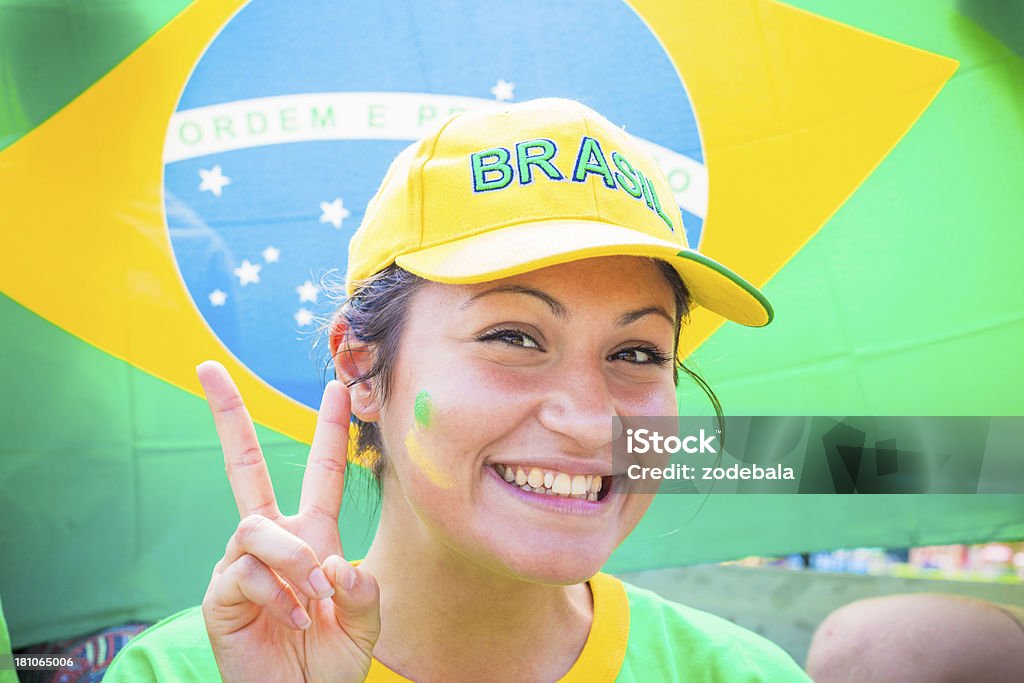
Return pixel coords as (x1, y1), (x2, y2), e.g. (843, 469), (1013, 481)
(403, 422), (457, 490)
(397, 385), (499, 492)
(464, 360), (548, 400)
(615, 377), (679, 416)
(397, 388), (468, 491)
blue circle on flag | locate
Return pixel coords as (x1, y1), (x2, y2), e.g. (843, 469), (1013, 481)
(164, 0), (706, 409)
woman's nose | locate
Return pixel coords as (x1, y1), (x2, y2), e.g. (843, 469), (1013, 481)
(535, 359), (616, 452)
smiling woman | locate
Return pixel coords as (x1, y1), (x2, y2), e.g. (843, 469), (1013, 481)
(104, 98), (809, 682)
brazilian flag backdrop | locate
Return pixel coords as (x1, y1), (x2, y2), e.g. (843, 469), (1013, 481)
(1, 0), (1022, 647)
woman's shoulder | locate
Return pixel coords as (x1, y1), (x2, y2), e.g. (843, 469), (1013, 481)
(613, 576), (812, 682)
(103, 605), (219, 682)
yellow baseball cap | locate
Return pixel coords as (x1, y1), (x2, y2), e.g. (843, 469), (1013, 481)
(346, 97), (773, 346)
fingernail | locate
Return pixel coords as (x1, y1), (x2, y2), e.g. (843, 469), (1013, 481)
(309, 567), (334, 598)
(343, 564), (359, 593)
(291, 606), (312, 630)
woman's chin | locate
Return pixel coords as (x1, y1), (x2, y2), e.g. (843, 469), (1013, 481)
(477, 539), (614, 586)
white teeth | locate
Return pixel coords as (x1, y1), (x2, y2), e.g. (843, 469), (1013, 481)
(495, 464), (606, 501)
(527, 468), (544, 488)
(571, 475), (587, 495)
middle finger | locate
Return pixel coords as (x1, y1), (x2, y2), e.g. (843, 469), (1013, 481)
(197, 360), (281, 519)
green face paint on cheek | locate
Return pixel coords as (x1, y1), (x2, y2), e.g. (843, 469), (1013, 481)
(414, 390), (432, 428)
(405, 389), (453, 488)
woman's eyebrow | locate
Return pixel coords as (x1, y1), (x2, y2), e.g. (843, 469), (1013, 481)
(461, 286), (673, 328)
(460, 285), (569, 320)
(616, 306), (674, 328)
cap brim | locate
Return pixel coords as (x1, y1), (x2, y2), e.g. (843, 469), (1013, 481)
(395, 219), (773, 328)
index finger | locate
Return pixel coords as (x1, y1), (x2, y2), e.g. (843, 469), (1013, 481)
(196, 360), (281, 519)
(298, 379), (351, 523)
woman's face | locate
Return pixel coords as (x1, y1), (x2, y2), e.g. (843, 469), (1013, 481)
(374, 255), (679, 584)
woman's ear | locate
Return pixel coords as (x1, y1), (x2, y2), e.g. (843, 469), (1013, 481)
(329, 314), (381, 422)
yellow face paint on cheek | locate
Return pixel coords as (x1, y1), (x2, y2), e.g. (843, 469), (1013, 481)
(403, 392), (456, 489)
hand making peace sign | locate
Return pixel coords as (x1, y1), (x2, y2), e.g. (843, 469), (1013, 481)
(196, 360), (381, 683)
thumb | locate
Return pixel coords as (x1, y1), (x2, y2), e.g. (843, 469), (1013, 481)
(324, 555), (382, 655)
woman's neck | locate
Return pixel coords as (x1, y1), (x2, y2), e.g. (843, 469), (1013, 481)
(358, 491), (595, 683)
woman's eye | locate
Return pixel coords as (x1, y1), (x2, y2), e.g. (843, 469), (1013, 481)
(479, 328), (541, 350)
(612, 346), (672, 366)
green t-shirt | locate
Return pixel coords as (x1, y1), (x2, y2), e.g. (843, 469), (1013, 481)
(0, 594), (19, 683)
(104, 572), (810, 682)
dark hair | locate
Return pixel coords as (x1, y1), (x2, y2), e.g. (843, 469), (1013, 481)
(322, 259), (723, 490)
